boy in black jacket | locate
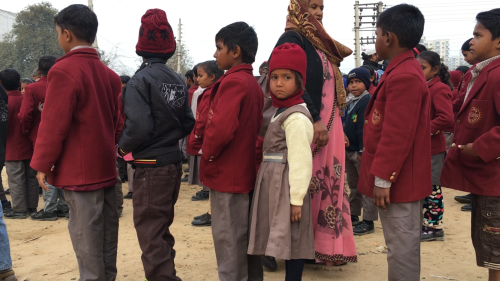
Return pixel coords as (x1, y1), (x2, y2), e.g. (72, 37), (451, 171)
(117, 9), (194, 281)
(343, 68), (378, 235)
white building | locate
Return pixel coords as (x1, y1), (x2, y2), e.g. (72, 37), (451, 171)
(448, 51), (470, 70)
(0, 9), (15, 40)
(420, 37), (450, 64)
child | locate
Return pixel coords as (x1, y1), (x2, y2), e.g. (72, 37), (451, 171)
(343, 67), (378, 235)
(0, 68), (38, 219)
(462, 38), (475, 65)
(200, 21), (264, 280)
(184, 69), (198, 106)
(20, 79), (33, 95)
(358, 4), (431, 280)
(30, 5), (122, 279)
(416, 51), (454, 241)
(117, 9), (194, 281)
(31, 69), (40, 82)
(247, 43), (314, 281)
(187, 61), (223, 226)
(441, 8), (500, 280)
(360, 65), (378, 94)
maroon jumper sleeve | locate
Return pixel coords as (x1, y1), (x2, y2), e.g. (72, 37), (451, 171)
(473, 86), (500, 163)
(430, 85), (454, 134)
(18, 85), (36, 134)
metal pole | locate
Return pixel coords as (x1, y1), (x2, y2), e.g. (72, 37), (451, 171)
(377, 2), (384, 17)
(177, 18), (182, 73)
(354, 1), (361, 67)
(88, 0), (98, 50)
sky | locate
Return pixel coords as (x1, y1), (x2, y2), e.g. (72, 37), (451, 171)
(2, 0), (499, 76)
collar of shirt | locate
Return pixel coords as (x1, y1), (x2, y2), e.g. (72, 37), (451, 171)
(70, 45), (95, 51)
(464, 55), (500, 103)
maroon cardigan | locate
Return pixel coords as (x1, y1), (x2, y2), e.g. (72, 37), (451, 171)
(358, 51), (432, 203)
(186, 85), (214, 156)
(199, 64), (263, 193)
(6, 90), (33, 161)
(428, 76), (454, 155)
(18, 76), (48, 146)
(441, 58), (500, 196)
(31, 48), (122, 189)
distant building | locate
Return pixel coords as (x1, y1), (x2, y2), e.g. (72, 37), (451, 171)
(420, 37), (450, 65)
(448, 51), (470, 71)
(0, 9), (15, 40)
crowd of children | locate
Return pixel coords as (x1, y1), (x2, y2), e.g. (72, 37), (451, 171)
(0, 1), (499, 281)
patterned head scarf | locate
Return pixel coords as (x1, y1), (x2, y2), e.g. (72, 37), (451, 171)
(286, 0), (352, 111)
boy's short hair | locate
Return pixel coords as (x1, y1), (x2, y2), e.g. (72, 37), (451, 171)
(0, 68), (21, 91)
(38, 56), (57, 76)
(119, 75), (131, 84)
(215, 22), (258, 64)
(377, 4), (425, 49)
(185, 70), (194, 81)
(54, 4), (98, 44)
(476, 9), (500, 40)
(456, 65), (470, 74)
(461, 38), (473, 51)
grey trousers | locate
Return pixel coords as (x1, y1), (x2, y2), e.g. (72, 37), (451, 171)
(5, 160), (38, 212)
(115, 176), (123, 216)
(444, 132), (453, 153)
(346, 151), (378, 221)
(210, 189), (263, 281)
(179, 137), (187, 159)
(127, 164), (135, 193)
(64, 186), (119, 281)
(42, 182), (68, 213)
(379, 200), (424, 281)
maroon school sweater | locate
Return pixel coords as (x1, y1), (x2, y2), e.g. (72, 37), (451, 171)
(18, 76), (48, 146)
(31, 48), (122, 189)
(6, 90), (33, 161)
(428, 76), (454, 155)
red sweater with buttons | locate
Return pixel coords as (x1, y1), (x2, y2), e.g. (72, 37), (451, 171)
(30, 48), (122, 189)
(186, 84), (214, 156)
(428, 76), (454, 155)
(18, 76), (48, 146)
(199, 64), (264, 193)
(6, 90), (33, 161)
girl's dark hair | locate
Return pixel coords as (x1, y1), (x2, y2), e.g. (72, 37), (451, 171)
(361, 52), (375, 61)
(360, 65), (377, 86)
(461, 38), (473, 51)
(417, 51), (453, 90)
(21, 78), (34, 84)
(456, 65), (470, 74)
(197, 60), (224, 83)
(293, 70), (305, 91)
(412, 44), (427, 57)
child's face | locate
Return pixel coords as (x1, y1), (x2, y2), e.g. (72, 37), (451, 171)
(269, 69), (299, 100)
(214, 39), (235, 71)
(417, 58), (439, 81)
(462, 50), (476, 65)
(348, 78), (366, 97)
(308, 0), (324, 23)
(121, 83), (127, 90)
(197, 67), (215, 89)
(21, 83), (29, 94)
(375, 28), (389, 61)
(470, 22), (500, 63)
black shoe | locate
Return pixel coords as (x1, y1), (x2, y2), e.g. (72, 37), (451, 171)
(351, 215), (360, 226)
(39, 187), (43, 195)
(54, 209), (69, 218)
(192, 213), (211, 226)
(191, 190), (209, 201)
(454, 193), (472, 203)
(31, 210), (57, 221)
(193, 212), (206, 220)
(421, 227), (444, 241)
(124, 192), (133, 199)
(120, 175), (128, 183)
(1, 201), (12, 212)
(4, 209), (27, 219)
(27, 208), (37, 215)
(184, 168), (189, 173)
(65, 212), (69, 220)
(353, 220), (375, 235)
(461, 203), (472, 211)
(181, 175), (189, 182)
(261, 256), (278, 271)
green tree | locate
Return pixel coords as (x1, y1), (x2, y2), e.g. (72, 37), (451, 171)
(0, 2), (64, 77)
(166, 43), (194, 75)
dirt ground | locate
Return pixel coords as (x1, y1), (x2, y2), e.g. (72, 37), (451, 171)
(1, 167), (488, 281)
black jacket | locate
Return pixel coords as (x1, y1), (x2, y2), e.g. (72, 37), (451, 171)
(344, 93), (371, 155)
(0, 86), (7, 165)
(274, 31), (323, 122)
(119, 59), (195, 161)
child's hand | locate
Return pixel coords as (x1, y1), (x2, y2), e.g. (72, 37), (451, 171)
(344, 133), (350, 147)
(36, 171), (50, 191)
(38, 102), (44, 112)
(373, 186), (391, 211)
(458, 143), (478, 156)
(313, 121), (329, 147)
(291, 205), (302, 222)
(357, 154), (362, 162)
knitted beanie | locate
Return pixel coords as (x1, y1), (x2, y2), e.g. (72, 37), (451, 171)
(347, 68), (371, 91)
(136, 9), (176, 59)
(269, 43), (307, 84)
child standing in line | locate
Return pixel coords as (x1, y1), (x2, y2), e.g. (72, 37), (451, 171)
(200, 21), (264, 281)
(441, 9), (500, 280)
(358, 4), (431, 280)
(416, 51), (454, 241)
(343, 68), (377, 235)
(248, 43), (314, 281)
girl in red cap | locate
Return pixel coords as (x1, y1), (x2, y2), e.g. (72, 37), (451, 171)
(248, 43), (314, 281)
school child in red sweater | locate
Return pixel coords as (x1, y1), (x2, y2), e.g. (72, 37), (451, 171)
(200, 22), (264, 281)
(416, 51), (454, 242)
(247, 43), (314, 281)
(0, 68), (39, 219)
(358, 4), (431, 280)
(187, 61), (224, 227)
(30, 5), (122, 280)
(441, 9), (500, 280)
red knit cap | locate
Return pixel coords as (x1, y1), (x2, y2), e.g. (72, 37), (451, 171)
(136, 9), (176, 59)
(269, 43), (307, 85)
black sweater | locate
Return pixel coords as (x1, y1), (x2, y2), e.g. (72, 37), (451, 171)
(0, 86), (7, 165)
(344, 94), (371, 155)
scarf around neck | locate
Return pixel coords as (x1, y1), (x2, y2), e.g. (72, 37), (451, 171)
(271, 87), (304, 109)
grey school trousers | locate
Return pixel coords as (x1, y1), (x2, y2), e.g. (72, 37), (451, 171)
(64, 186), (119, 281)
(346, 151), (378, 221)
(5, 160), (38, 212)
(127, 164), (135, 193)
(42, 182), (68, 213)
(210, 189), (263, 281)
(379, 200), (424, 281)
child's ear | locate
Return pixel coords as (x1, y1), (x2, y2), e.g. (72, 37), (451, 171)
(495, 37), (500, 49)
(63, 29), (72, 43)
(386, 32), (393, 47)
(231, 45), (242, 59)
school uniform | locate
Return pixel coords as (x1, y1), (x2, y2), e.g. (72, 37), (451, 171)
(187, 85), (198, 107)
(367, 84), (377, 95)
(200, 64), (264, 281)
(30, 47), (122, 281)
(358, 50), (431, 281)
(440, 56), (500, 270)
